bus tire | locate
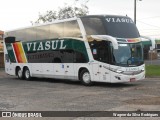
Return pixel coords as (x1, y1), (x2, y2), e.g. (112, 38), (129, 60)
(17, 67), (23, 79)
(80, 69), (92, 86)
(24, 67), (31, 80)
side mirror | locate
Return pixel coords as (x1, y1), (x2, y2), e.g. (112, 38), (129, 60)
(106, 36), (118, 49)
(90, 35), (119, 49)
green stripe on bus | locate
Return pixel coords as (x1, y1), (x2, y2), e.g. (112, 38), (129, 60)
(6, 43), (16, 63)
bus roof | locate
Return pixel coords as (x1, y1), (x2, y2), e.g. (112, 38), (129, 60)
(5, 17), (77, 33)
(80, 14), (129, 18)
(5, 15), (129, 33)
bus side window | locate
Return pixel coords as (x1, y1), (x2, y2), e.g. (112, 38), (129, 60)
(53, 57), (62, 63)
(64, 20), (81, 38)
(50, 23), (64, 39)
(81, 17), (106, 35)
(74, 51), (87, 63)
(61, 50), (74, 63)
(72, 40), (89, 63)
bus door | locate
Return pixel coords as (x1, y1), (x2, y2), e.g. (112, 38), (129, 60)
(98, 63), (110, 82)
(92, 62), (110, 82)
(92, 63), (100, 81)
(90, 40), (111, 82)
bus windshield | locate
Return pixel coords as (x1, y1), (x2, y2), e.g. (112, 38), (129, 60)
(105, 16), (140, 38)
(111, 42), (144, 67)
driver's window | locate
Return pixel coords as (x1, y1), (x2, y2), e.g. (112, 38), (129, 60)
(89, 40), (110, 64)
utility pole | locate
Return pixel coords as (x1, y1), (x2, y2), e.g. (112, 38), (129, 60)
(134, 0), (142, 24)
(134, 0), (137, 24)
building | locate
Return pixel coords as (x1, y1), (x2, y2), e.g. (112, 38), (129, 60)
(155, 39), (160, 59)
(0, 30), (4, 68)
(0, 30), (4, 52)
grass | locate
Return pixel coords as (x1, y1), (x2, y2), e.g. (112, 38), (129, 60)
(146, 65), (160, 77)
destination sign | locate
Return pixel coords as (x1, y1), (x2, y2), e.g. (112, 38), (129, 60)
(106, 17), (134, 24)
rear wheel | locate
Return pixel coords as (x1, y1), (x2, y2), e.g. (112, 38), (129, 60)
(24, 67), (31, 80)
(80, 69), (92, 86)
(17, 68), (23, 79)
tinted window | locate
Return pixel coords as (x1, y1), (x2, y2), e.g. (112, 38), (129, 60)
(36, 25), (50, 40)
(9, 28), (37, 41)
(50, 23), (64, 39)
(26, 49), (75, 63)
(105, 16), (139, 38)
(26, 28), (37, 41)
(27, 50), (55, 63)
(25, 39), (89, 63)
(64, 20), (81, 37)
(6, 20), (81, 41)
(89, 40), (110, 63)
(72, 40), (89, 63)
(81, 17), (106, 35)
(61, 50), (74, 63)
(74, 51), (88, 63)
(16, 29), (26, 41)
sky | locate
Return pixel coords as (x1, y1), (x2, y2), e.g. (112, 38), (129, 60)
(0, 0), (160, 38)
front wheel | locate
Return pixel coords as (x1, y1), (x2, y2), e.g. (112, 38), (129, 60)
(24, 68), (31, 80)
(80, 69), (92, 86)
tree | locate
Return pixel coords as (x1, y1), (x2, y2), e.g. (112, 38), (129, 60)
(32, 0), (89, 24)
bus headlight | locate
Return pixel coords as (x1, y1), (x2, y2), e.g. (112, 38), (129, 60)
(116, 70), (123, 73)
(141, 68), (145, 71)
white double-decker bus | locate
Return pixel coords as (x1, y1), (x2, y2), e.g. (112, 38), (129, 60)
(4, 15), (145, 85)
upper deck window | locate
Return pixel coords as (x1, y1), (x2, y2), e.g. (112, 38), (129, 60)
(81, 17), (106, 35)
(105, 16), (140, 38)
(6, 20), (81, 41)
(81, 16), (140, 38)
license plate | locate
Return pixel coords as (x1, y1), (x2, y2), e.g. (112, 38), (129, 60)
(130, 78), (136, 82)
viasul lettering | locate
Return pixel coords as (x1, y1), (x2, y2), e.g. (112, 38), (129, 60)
(26, 40), (67, 52)
(106, 17), (134, 23)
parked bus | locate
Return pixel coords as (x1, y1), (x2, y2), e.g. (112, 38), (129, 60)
(4, 15), (145, 85)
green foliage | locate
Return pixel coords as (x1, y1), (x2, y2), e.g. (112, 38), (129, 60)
(146, 65), (160, 77)
(32, 0), (89, 24)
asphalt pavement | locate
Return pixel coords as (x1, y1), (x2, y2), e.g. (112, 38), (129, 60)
(0, 69), (160, 120)
(145, 59), (160, 65)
